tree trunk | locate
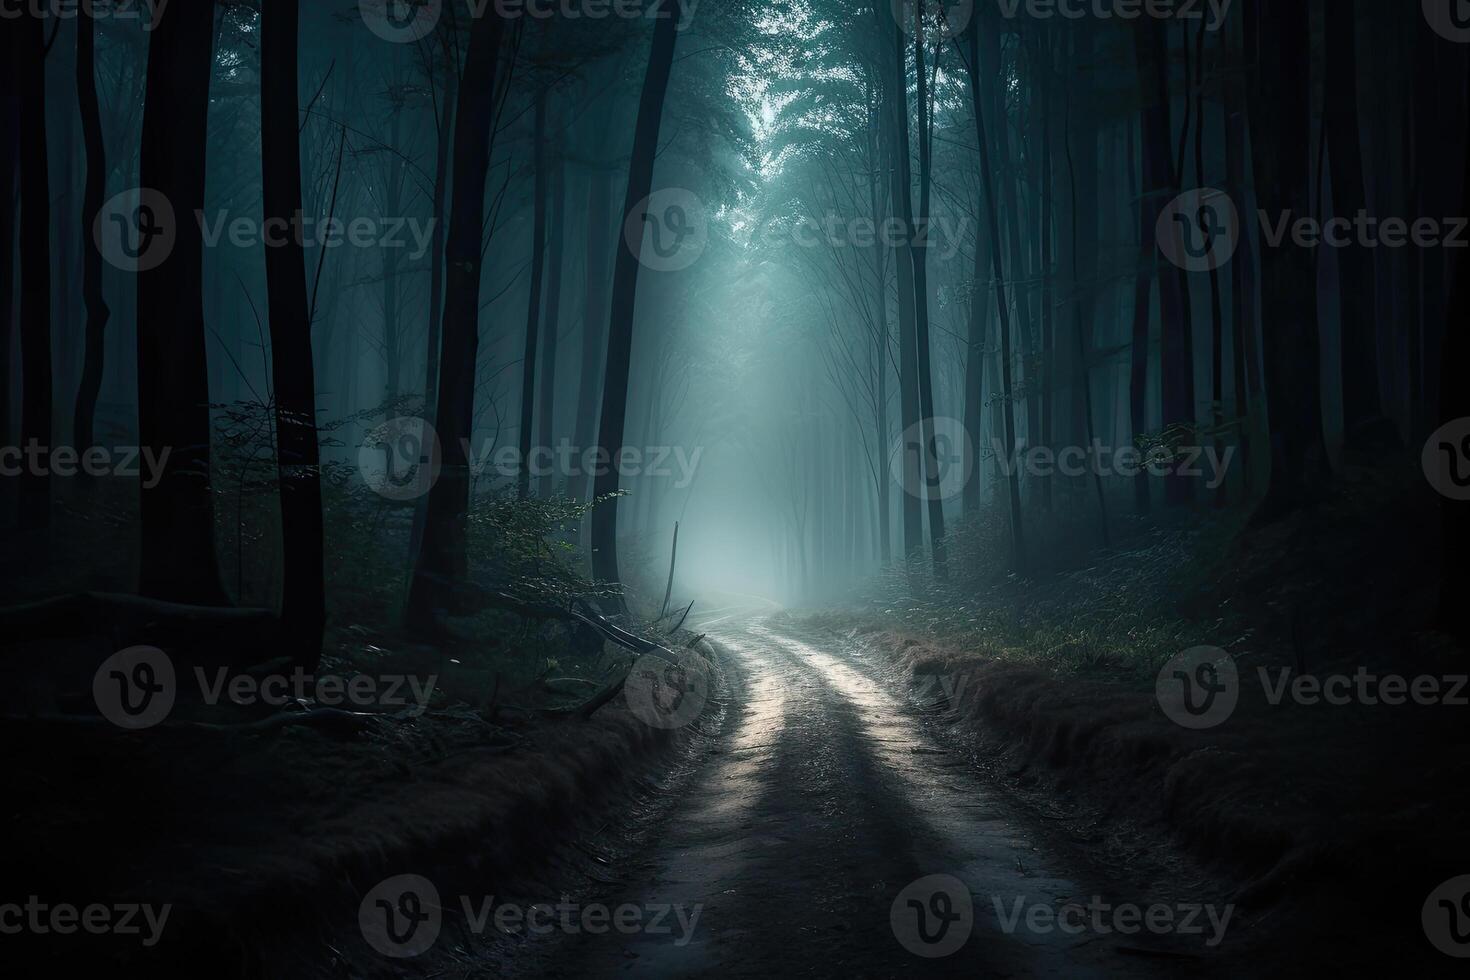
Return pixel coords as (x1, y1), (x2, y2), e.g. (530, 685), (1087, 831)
(406, 9), (507, 630)
(519, 90), (549, 499)
(967, 18), (1025, 572)
(137, 0), (228, 602)
(910, 15), (946, 577)
(13, 12), (50, 536)
(1246, 0), (1327, 521)
(261, 0), (326, 668)
(888, 10), (923, 568)
(1325, 0), (1385, 448)
(590, 1), (680, 598)
(74, 7), (110, 463)
(537, 154), (566, 498)
(567, 167), (612, 511)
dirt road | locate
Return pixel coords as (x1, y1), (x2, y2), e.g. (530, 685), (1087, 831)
(503, 615), (1216, 978)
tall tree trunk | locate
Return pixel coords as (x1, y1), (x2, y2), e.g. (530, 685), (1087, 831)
(13, 12), (50, 536)
(0, 91), (14, 525)
(889, 9), (923, 568)
(406, 9), (507, 630)
(74, 7), (110, 462)
(1436, 54), (1470, 647)
(261, 0), (325, 667)
(1063, 24), (1110, 546)
(518, 90), (549, 499)
(423, 45), (456, 417)
(909, 14), (946, 577)
(1246, 0), (1327, 521)
(1223, 16), (1254, 497)
(1126, 113), (1152, 513)
(590, 1), (680, 597)
(1325, 0), (1384, 448)
(866, 87), (893, 563)
(966, 18), (1026, 571)
(537, 154), (566, 497)
(137, 0), (228, 602)
(567, 167), (612, 510)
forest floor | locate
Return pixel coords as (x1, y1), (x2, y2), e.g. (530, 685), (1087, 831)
(795, 461), (1470, 974)
(0, 585), (720, 977)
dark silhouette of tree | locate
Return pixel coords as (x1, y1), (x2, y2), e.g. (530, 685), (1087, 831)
(590, 0), (681, 599)
(261, 0), (326, 667)
(137, 0), (229, 603)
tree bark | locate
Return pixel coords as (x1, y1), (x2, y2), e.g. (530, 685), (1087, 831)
(519, 90), (549, 499)
(137, 0), (228, 602)
(74, 7), (110, 463)
(261, 0), (326, 668)
(590, 1), (680, 597)
(406, 8), (507, 630)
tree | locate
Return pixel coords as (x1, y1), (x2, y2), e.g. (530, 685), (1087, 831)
(136, 0), (229, 603)
(406, 8), (510, 629)
(261, 0), (326, 666)
(590, 0), (681, 599)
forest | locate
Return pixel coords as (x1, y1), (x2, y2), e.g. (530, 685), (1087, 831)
(2, 0), (1468, 976)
